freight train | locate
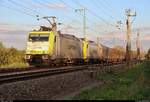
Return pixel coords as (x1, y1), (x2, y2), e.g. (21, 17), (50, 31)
(25, 26), (127, 66)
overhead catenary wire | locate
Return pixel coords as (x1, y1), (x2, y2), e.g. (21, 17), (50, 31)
(92, 0), (117, 21)
(60, 0), (117, 42)
(72, 0), (116, 28)
(101, 0), (117, 14)
(2, 0), (118, 35)
(5, 0), (77, 32)
(0, 23), (39, 27)
(0, 3), (35, 17)
(60, 0), (108, 32)
(7, 0), (44, 16)
(36, 0), (83, 33)
(60, 0), (100, 25)
(60, 0), (101, 34)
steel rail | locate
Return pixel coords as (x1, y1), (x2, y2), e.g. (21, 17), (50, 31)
(0, 64), (96, 85)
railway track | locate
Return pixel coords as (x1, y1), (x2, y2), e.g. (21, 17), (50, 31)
(0, 64), (97, 85)
(0, 61), (140, 85)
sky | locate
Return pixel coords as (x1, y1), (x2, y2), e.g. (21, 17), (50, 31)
(0, 0), (150, 52)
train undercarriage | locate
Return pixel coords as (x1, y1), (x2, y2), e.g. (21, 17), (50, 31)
(25, 54), (125, 67)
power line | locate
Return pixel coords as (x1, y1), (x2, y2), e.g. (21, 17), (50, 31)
(60, 0), (108, 34)
(36, 0), (78, 24)
(96, 0), (114, 13)
(59, 0), (95, 27)
(59, 0), (74, 9)
(36, 0), (83, 33)
(0, 3), (35, 17)
(102, 0), (116, 12)
(0, 23), (39, 27)
(7, 0), (44, 16)
(103, 0), (124, 20)
(61, 0), (118, 40)
(92, 0), (117, 21)
(72, 0), (116, 28)
(35, 0), (51, 9)
(60, 0), (112, 31)
(96, 0), (119, 18)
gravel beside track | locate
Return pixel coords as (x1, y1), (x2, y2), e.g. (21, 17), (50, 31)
(0, 65), (97, 85)
(0, 69), (97, 100)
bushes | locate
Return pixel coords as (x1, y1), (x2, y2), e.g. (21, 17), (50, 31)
(0, 42), (28, 68)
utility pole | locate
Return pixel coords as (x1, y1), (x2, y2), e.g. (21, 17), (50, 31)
(75, 8), (86, 39)
(136, 29), (140, 60)
(125, 9), (136, 66)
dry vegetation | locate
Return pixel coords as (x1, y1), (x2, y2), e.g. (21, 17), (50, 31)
(0, 42), (28, 68)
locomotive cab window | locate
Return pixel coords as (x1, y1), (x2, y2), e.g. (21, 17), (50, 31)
(29, 34), (49, 42)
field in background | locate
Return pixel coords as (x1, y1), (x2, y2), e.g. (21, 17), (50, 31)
(0, 42), (29, 68)
(73, 61), (150, 100)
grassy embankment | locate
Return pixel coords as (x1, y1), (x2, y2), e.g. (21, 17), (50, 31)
(0, 42), (29, 68)
(73, 61), (150, 100)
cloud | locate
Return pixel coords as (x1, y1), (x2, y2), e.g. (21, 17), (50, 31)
(133, 27), (150, 32)
(47, 3), (68, 9)
(0, 28), (28, 34)
(0, 24), (39, 33)
(141, 35), (150, 41)
(100, 32), (126, 41)
(0, 24), (149, 51)
(31, 2), (69, 11)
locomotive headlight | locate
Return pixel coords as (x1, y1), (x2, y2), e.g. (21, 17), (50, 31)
(42, 55), (49, 60)
(25, 55), (31, 59)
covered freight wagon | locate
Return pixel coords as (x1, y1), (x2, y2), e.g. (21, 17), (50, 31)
(88, 40), (102, 63)
(53, 33), (83, 64)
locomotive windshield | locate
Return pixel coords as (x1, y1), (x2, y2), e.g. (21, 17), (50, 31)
(29, 34), (49, 42)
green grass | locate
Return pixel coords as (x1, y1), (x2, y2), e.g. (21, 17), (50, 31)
(72, 61), (150, 100)
(0, 62), (29, 69)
